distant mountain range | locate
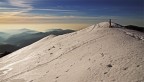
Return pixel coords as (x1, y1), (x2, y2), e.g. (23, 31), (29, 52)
(124, 25), (144, 32)
(0, 44), (20, 58)
(0, 28), (75, 57)
(2, 28), (38, 35)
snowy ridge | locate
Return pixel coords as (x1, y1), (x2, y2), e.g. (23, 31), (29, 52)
(96, 22), (123, 28)
(121, 29), (144, 41)
(0, 22), (144, 82)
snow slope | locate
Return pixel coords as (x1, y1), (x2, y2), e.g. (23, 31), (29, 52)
(0, 22), (144, 82)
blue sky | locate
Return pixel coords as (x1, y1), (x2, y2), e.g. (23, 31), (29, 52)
(32, 0), (143, 17)
(0, 0), (143, 26)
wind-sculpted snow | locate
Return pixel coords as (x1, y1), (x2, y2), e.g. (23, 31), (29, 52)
(0, 22), (144, 82)
(121, 29), (144, 41)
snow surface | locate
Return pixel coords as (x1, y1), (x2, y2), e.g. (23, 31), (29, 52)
(0, 22), (144, 82)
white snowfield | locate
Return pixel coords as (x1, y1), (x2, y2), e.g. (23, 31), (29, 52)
(0, 22), (144, 82)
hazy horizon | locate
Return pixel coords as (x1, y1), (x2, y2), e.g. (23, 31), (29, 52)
(0, 23), (91, 32)
(0, 0), (143, 31)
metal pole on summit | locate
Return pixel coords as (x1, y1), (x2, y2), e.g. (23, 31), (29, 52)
(109, 19), (112, 28)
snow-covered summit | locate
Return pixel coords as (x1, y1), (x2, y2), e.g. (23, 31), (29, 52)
(96, 22), (123, 28)
(0, 22), (144, 82)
